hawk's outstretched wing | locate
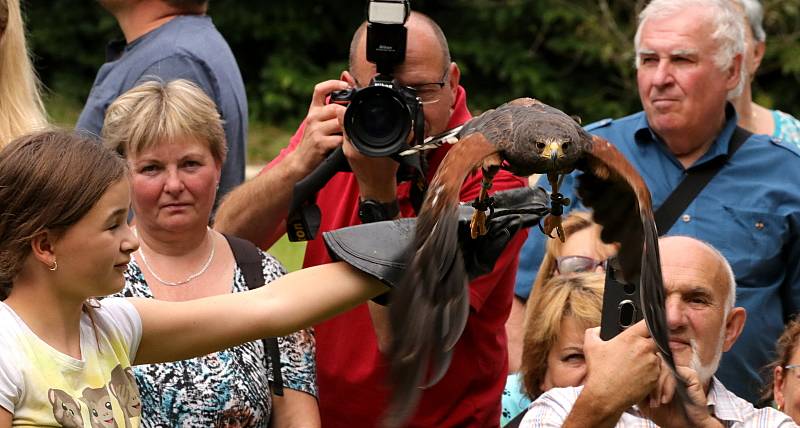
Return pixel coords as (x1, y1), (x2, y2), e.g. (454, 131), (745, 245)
(384, 132), (501, 428)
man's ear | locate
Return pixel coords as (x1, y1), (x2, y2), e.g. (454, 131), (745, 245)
(447, 62), (461, 107)
(721, 306), (746, 352)
(30, 230), (57, 268)
(751, 41), (766, 75)
(725, 53), (743, 92)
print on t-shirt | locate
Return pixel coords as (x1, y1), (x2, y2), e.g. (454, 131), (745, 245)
(48, 389), (84, 427)
(46, 364), (141, 428)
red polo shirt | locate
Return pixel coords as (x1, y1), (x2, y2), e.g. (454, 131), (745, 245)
(265, 86), (527, 427)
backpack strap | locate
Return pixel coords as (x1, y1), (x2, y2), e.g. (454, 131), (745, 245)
(223, 234), (284, 396)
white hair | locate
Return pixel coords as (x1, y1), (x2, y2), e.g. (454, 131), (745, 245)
(738, 0), (767, 43)
(690, 332), (725, 385)
(633, 0), (746, 99)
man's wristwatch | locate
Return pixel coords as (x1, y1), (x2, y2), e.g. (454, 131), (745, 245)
(358, 198), (400, 223)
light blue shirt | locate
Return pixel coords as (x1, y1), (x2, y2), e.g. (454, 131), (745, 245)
(514, 105), (800, 403)
(77, 15), (247, 206)
(773, 109), (800, 150)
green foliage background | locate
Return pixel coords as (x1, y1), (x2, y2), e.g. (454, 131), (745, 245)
(27, 0), (800, 129)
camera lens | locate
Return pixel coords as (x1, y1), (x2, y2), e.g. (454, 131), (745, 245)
(344, 85), (412, 157)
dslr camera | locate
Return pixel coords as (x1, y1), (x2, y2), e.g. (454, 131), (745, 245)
(331, 0), (424, 157)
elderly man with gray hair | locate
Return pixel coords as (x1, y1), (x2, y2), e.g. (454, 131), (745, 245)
(512, 0), (800, 405)
(520, 236), (795, 427)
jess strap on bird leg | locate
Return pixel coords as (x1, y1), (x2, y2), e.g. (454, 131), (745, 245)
(323, 186), (550, 294)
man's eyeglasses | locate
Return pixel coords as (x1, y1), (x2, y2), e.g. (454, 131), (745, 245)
(352, 69), (449, 105)
(555, 256), (608, 274)
(405, 69), (449, 105)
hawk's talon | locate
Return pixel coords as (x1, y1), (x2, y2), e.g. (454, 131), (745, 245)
(470, 210), (488, 239)
(542, 213), (566, 242)
(555, 224), (565, 242)
(469, 181), (496, 239)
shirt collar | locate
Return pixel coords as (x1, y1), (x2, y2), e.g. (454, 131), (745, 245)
(706, 376), (746, 423)
(633, 103), (739, 167)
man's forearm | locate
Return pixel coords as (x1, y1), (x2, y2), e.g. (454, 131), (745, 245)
(215, 156), (306, 249)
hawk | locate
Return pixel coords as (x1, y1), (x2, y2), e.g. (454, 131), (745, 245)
(385, 98), (683, 427)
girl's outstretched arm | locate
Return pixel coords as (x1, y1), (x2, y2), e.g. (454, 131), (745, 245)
(131, 262), (387, 365)
(0, 407), (10, 428)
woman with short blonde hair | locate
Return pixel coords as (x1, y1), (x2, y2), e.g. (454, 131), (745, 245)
(102, 79), (319, 426)
(0, 0), (47, 147)
(102, 78), (226, 162)
(520, 272), (604, 399)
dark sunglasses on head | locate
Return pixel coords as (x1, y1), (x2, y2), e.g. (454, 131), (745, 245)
(555, 255), (608, 274)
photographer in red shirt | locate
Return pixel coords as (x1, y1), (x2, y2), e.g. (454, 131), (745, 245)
(216, 11), (527, 427)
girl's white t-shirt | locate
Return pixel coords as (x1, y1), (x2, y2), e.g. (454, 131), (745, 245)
(0, 297), (142, 427)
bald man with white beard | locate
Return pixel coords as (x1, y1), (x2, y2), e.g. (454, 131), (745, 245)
(521, 236), (797, 428)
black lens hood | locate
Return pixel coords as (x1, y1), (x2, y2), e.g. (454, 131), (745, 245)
(344, 85), (413, 157)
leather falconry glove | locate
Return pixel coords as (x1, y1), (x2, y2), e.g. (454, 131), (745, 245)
(322, 186), (549, 298)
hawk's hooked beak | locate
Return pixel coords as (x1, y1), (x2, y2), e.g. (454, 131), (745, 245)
(541, 141), (563, 164)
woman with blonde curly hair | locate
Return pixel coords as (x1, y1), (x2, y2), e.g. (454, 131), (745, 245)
(0, 0), (47, 147)
(520, 273), (604, 399)
(502, 273), (605, 427)
(503, 212), (616, 425)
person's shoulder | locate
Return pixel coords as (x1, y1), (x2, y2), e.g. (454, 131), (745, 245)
(584, 112), (645, 134)
(709, 377), (796, 425)
(96, 298), (138, 320)
(130, 16), (217, 60)
(258, 249), (288, 279)
(0, 304), (20, 340)
(747, 131), (800, 160)
(771, 109), (800, 151)
(153, 15), (217, 37)
(774, 109), (800, 126)
(167, 15), (228, 51)
(584, 118), (613, 132)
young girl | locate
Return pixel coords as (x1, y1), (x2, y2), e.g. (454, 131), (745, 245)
(0, 130), (388, 427)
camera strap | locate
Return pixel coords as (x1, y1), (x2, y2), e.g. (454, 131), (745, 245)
(409, 170), (428, 215)
(394, 149), (429, 215)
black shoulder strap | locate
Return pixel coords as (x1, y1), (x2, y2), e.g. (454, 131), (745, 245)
(503, 409), (527, 428)
(223, 234), (284, 396)
(654, 126), (752, 234)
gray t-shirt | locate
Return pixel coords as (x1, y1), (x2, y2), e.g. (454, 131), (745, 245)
(77, 15), (247, 205)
